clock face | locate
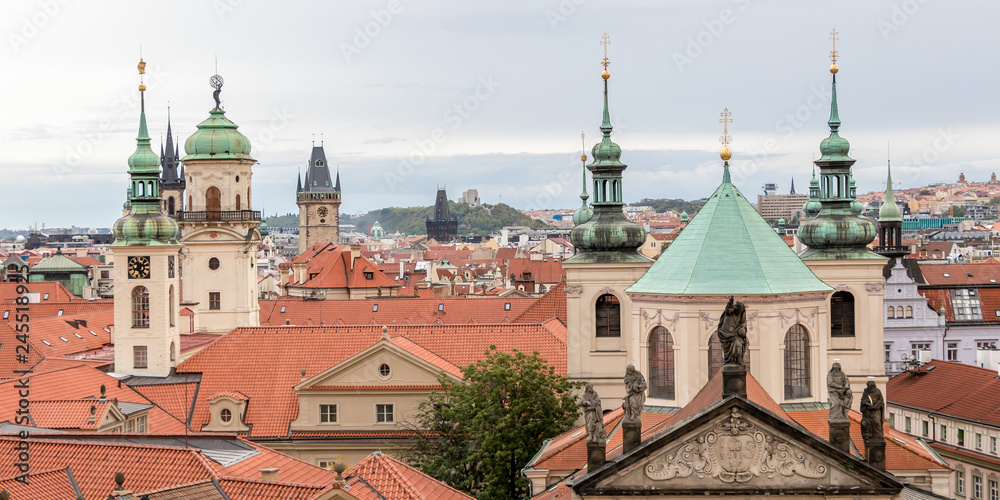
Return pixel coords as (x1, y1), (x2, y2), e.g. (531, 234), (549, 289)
(128, 256), (151, 279)
(318, 207), (329, 218)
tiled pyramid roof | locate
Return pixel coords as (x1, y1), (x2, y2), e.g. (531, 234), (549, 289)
(345, 451), (473, 500)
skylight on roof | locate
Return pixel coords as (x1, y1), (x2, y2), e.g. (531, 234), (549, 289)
(103, 328), (110, 333)
(57, 310), (63, 316)
(943, 273), (950, 277)
(74, 333), (82, 339)
(280, 306), (286, 313)
(438, 303), (444, 311)
(504, 303), (511, 311)
(373, 304), (378, 312)
(59, 337), (68, 342)
(42, 340), (52, 347)
(43, 293), (49, 300)
(89, 331), (97, 336)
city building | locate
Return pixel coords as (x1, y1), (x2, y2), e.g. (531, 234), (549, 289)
(756, 178), (809, 221)
(460, 188), (480, 206)
(297, 143), (343, 250)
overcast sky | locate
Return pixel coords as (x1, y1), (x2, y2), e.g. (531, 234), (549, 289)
(1, 0), (995, 229)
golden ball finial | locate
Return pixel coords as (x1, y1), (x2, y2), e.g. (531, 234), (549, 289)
(138, 83), (146, 92)
(581, 154), (588, 162)
(829, 63), (838, 74)
(138, 59), (146, 75)
(720, 145), (732, 162)
(601, 69), (610, 80)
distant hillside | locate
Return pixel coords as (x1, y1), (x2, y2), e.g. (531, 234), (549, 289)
(347, 202), (546, 236)
(262, 214), (298, 229)
(630, 198), (705, 214)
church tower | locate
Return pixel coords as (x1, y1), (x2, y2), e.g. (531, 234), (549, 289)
(874, 161), (906, 261)
(296, 143), (342, 250)
(798, 31), (888, 396)
(177, 73), (261, 334)
(425, 187), (457, 242)
(111, 58), (182, 376)
(160, 108), (185, 216)
(564, 34), (653, 404)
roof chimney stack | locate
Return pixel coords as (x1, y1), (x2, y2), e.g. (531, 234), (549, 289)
(259, 468), (280, 481)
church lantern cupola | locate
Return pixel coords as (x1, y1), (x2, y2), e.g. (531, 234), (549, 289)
(567, 33), (647, 264)
(797, 30), (878, 260)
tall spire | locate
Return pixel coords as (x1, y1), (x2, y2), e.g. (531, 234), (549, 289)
(797, 29), (878, 260)
(566, 33), (648, 264)
(335, 166), (341, 192)
(879, 155), (902, 222)
(790, 177), (796, 194)
(719, 107), (733, 184)
(572, 132), (593, 226)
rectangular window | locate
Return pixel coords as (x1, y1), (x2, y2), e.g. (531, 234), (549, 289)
(975, 475), (983, 499)
(319, 404), (338, 424)
(905, 416), (912, 433)
(133, 345), (148, 369)
(958, 470), (966, 495)
(941, 424), (948, 442)
(125, 419), (135, 433)
(922, 420), (929, 437)
(209, 292), (221, 310)
(989, 479), (998, 500)
(977, 433), (983, 450)
(911, 342), (931, 359)
(318, 460), (334, 469)
(978, 341), (998, 350)
(992, 436), (997, 454)
(376, 403), (394, 423)
(959, 428), (966, 446)
(137, 416), (146, 433)
(101, 270), (110, 279)
(952, 289), (983, 320)
(948, 342), (960, 361)
(884, 343), (892, 363)
(888, 413), (896, 428)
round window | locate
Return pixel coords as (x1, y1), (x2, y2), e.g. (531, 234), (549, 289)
(220, 408), (232, 423)
(209, 257), (220, 270)
(378, 363), (391, 378)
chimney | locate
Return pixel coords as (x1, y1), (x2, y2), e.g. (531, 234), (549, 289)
(259, 468), (280, 481)
(349, 245), (362, 272)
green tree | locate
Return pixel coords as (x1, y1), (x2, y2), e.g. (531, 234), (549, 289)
(407, 347), (583, 500)
(952, 205), (966, 217)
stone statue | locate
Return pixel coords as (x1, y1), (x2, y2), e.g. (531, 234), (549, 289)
(622, 365), (647, 425)
(860, 380), (885, 441)
(581, 383), (606, 443)
(716, 296), (748, 366)
(827, 363), (852, 421)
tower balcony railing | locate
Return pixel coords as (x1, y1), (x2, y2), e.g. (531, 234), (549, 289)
(177, 210), (261, 222)
(873, 245), (909, 255)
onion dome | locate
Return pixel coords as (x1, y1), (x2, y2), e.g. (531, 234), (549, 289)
(566, 41), (648, 264)
(680, 210), (689, 223)
(797, 39), (878, 261)
(183, 74), (253, 161)
(112, 59), (179, 247)
(259, 219), (269, 236)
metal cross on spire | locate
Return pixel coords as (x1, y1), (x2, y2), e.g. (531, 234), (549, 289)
(600, 32), (610, 68)
(829, 28), (839, 64)
(719, 107), (733, 146)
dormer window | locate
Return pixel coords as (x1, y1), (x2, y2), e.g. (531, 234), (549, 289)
(364, 271), (374, 280)
(43, 293), (49, 300)
(220, 408), (232, 423)
(504, 303), (511, 311)
(438, 303), (444, 311)
(372, 304), (378, 312)
(316, 160), (324, 167)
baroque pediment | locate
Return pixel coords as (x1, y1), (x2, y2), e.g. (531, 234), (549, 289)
(572, 398), (901, 496)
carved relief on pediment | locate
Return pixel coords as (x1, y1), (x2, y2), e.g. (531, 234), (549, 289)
(644, 408), (827, 484)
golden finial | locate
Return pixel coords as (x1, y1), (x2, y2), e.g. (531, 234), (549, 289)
(600, 32), (611, 80)
(580, 132), (587, 162)
(138, 46), (147, 92)
(829, 28), (839, 74)
(719, 107), (733, 161)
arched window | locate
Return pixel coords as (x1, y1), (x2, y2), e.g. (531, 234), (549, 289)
(595, 294), (620, 337)
(648, 327), (675, 399)
(188, 195), (193, 212)
(136, 182), (145, 197)
(148, 181), (155, 197)
(170, 341), (176, 362)
(167, 196), (175, 215)
(708, 331), (751, 379)
(905, 306), (913, 318)
(887, 307), (895, 319)
(235, 194), (241, 210)
(602, 180), (608, 203)
(784, 324), (811, 399)
(830, 291), (855, 337)
(611, 180), (619, 202)
(206, 186), (221, 219)
(131, 286), (149, 328)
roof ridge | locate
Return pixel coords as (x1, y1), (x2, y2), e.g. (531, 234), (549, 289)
(215, 474), (328, 488)
(368, 453), (426, 500)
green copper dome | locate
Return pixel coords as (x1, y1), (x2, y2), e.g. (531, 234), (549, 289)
(878, 162), (903, 222)
(112, 88), (179, 247)
(803, 167), (821, 218)
(183, 108), (253, 161)
(572, 205), (594, 226)
(565, 70), (648, 264)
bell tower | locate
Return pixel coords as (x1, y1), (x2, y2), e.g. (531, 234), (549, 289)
(563, 33), (653, 406)
(177, 73), (261, 334)
(111, 57), (182, 376)
(296, 142), (342, 250)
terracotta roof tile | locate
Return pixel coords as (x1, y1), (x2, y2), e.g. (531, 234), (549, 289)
(345, 451), (474, 500)
(888, 360), (1000, 425)
(513, 281), (567, 325)
(29, 400), (116, 430)
(303, 384), (446, 391)
(259, 295), (539, 327)
(0, 281), (76, 302)
(177, 324), (566, 437)
(0, 300), (113, 321)
(0, 467), (80, 499)
(135, 479), (226, 500)
(918, 262), (1000, 286)
(131, 383), (198, 427)
(216, 476), (328, 500)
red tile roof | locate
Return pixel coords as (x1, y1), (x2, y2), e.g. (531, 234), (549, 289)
(215, 476), (329, 500)
(287, 244), (400, 290)
(345, 451), (474, 500)
(513, 281), (567, 325)
(258, 295), (538, 326)
(131, 383), (198, 427)
(29, 399), (116, 430)
(0, 281), (76, 302)
(177, 323), (567, 437)
(918, 262), (1000, 286)
(0, 300), (113, 321)
(303, 384), (446, 391)
(888, 359), (1000, 425)
(0, 467), (80, 499)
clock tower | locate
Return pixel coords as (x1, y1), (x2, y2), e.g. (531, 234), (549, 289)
(296, 143), (342, 251)
(177, 73), (261, 334)
(111, 58), (182, 377)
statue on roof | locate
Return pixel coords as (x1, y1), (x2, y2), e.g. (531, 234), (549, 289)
(827, 362), (852, 421)
(717, 296), (748, 366)
(860, 380), (885, 441)
(622, 365), (647, 425)
(581, 383), (606, 444)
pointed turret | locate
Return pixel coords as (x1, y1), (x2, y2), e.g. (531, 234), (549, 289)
(159, 105), (185, 216)
(335, 166), (341, 193)
(875, 158), (906, 259)
(790, 177), (796, 195)
(572, 133), (593, 226)
(302, 144), (336, 192)
(797, 37), (878, 261)
(566, 40), (647, 264)
(803, 164), (822, 219)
